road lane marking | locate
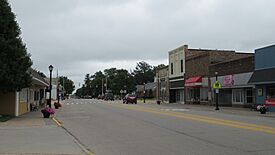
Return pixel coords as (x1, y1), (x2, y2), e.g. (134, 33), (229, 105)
(110, 104), (275, 135)
(171, 109), (190, 112)
(134, 105), (275, 131)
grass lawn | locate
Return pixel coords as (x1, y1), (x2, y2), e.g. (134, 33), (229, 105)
(0, 115), (13, 122)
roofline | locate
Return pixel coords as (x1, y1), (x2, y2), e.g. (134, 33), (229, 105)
(156, 65), (169, 70)
(188, 48), (235, 53)
(168, 44), (187, 53)
(33, 77), (49, 86)
(255, 44), (275, 52)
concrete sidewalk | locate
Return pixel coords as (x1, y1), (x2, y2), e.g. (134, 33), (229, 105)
(0, 110), (85, 155)
(137, 99), (275, 118)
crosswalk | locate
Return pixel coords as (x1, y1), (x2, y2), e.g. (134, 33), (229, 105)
(63, 99), (116, 105)
(64, 102), (96, 105)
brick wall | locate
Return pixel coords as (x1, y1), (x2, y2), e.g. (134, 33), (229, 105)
(185, 48), (253, 78)
(186, 53), (210, 78)
(209, 56), (254, 77)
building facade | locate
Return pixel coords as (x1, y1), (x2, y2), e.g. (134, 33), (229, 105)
(156, 66), (169, 103)
(209, 56), (255, 107)
(169, 45), (186, 103)
(248, 45), (275, 111)
(184, 46), (253, 105)
(0, 69), (48, 116)
(46, 78), (59, 100)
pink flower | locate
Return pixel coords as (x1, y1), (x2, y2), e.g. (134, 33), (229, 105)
(41, 107), (55, 115)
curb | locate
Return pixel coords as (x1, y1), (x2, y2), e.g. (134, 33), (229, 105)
(52, 117), (95, 155)
(52, 117), (62, 126)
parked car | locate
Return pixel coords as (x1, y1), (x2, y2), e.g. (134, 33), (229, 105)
(97, 95), (104, 100)
(104, 92), (114, 101)
(123, 94), (137, 104)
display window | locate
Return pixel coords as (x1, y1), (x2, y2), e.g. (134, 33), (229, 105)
(266, 86), (275, 99)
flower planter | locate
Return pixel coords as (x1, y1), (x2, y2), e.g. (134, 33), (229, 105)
(260, 107), (267, 114)
(42, 112), (50, 118)
(41, 107), (55, 118)
(157, 100), (161, 105)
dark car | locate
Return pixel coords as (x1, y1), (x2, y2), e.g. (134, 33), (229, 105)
(97, 95), (104, 100)
(104, 92), (114, 101)
(123, 94), (137, 104)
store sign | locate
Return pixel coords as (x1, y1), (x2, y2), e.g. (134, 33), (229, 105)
(265, 99), (275, 106)
(223, 75), (234, 86)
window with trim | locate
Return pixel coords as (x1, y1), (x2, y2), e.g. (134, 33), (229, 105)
(171, 63), (173, 75)
(232, 89), (244, 104)
(181, 60), (183, 72)
(267, 86), (275, 99)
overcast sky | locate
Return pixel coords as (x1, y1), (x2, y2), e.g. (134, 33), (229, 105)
(9, 0), (275, 88)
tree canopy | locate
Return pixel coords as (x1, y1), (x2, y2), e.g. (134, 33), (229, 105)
(59, 76), (75, 95)
(132, 61), (155, 85)
(75, 61), (159, 98)
(0, 0), (32, 92)
(75, 68), (136, 97)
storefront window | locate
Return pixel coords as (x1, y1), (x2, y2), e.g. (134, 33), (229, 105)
(232, 89), (244, 104)
(267, 86), (275, 99)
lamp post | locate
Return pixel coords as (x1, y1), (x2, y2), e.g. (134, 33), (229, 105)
(57, 83), (60, 104)
(48, 65), (53, 108)
(215, 72), (219, 110)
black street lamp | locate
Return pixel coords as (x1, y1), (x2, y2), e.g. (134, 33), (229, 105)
(215, 72), (219, 110)
(48, 65), (53, 108)
(57, 83), (60, 104)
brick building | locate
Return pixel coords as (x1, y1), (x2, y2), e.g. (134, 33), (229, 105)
(184, 45), (253, 105)
(156, 65), (169, 103)
(209, 55), (255, 107)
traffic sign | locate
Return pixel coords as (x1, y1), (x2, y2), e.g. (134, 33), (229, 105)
(213, 81), (222, 89)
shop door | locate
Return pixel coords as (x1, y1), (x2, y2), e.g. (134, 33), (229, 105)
(246, 89), (253, 104)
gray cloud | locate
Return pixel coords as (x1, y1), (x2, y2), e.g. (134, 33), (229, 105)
(9, 0), (275, 88)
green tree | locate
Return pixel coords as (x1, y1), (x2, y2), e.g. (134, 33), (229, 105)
(0, 0), (32, 92)
(112, 69), (136, 94)
(59, 76), (75, 95)
(132, 61), (155, 85)
(90, 71), (105, 96)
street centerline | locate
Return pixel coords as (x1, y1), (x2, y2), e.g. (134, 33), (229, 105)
(110, 104), (275, 135)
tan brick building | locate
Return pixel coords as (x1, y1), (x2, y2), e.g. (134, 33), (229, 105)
(156, 65), (169, 103)
(185, 46), (253, 105)
(168, 44), (253, 104)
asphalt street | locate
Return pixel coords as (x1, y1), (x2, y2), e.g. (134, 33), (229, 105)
(57, 99), (275, 155)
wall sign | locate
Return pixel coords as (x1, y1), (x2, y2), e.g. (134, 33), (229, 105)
(223, 75), (234, 86)
(257, 88), (263, 96)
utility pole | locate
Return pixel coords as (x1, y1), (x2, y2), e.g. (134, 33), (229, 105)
(106, 77), (108, 92)
(102, 78), (104, 96)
